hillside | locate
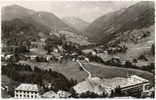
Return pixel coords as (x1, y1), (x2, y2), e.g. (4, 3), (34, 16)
(2, 18), (51, 42)
(62, 17), (89, 32)
(2, 5), (80, 34)
(50, 30), (90, 46)
(2, 5), (35, 21)
(86, 1), (154, 44)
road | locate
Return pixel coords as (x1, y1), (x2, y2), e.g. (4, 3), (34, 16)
(76, 60), (91, 79)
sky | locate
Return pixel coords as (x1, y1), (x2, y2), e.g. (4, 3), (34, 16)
(1, 1), (138, 22)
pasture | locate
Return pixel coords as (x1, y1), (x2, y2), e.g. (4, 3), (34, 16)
(18, 60), (88, 82)
(83, 62), (154, 82)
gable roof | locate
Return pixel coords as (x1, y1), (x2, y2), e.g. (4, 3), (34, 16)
(15, 83), (39, 92)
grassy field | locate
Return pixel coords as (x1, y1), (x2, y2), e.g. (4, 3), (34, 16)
(18, 60), (88, 82)
(18, 60), (154, 82)
(83, 62), (154, 82)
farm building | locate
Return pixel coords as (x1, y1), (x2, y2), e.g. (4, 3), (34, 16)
(42, 91), (57, 98)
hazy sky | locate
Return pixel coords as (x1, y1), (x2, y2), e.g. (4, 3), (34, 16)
(1, 1), (138, 22)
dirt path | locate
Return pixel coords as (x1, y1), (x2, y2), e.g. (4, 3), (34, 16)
(76, 60), (91, 79)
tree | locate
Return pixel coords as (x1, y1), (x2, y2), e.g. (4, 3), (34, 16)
(69, 88), (78, 98)
(79, 91), (99, 98)
(151, 44), (155, 56)
(110, 86), (125, 97)
(125, 60), (132, 68)
(138, 54), (148, 61)
(45, 35), (62, 54)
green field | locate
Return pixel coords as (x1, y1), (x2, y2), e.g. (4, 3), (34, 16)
(18, 60), (88, 82)
(83, 62), (154, 81)
(18, 60), (154, 82)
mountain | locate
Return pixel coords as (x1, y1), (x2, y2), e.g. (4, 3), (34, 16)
(2, 5), (80, 33)
(86, 1), (154, 44)
(62, 17), (89, 32)
(2, 5), (35, 21)
(2, 18), (51, 40)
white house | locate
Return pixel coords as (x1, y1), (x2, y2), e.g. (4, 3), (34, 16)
(42, 90), (57, 98)
(14, 83), (40, 98)
(57, 90), (72, 98)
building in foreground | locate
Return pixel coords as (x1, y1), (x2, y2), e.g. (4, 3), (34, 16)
(73, 75), (151, 97)
(14, 83), (39, 98)
(42, 90), (72, 98)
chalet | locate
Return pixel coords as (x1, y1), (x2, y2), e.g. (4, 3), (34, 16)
(14, 83), (40, 98)
(57, 90), (72, 98)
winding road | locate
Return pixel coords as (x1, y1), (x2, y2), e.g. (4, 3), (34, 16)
(76, 60), (91, 79)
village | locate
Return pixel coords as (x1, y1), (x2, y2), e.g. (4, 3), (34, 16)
(1, 30), (154, 98)
(1, 1), (155, 99)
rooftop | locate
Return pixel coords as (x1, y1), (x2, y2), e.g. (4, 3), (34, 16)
(74, 75), (149, 94)
(15, 83), (39, 92)
(42, 91), (56, 98)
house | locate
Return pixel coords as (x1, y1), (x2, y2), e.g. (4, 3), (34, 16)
(46, 55), (52, 61)
(30, 55), (37, 60)
(82, 49), (96, 56)
(57, 90), (72, 98)
(31, 41), (45, 49)
(134, 60), (150, 67)
(42, 90), (57, 98)
(53, 48), (58, 53)
(14, 83), (40, 98)
(5, 54), (13, 60)
(42, 90), (72, 98)
(51, 52), (63, 61)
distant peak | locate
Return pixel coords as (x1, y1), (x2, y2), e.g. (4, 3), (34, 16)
(3, 4), (25, 9)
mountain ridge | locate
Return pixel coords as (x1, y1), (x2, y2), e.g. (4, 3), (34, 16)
(2, 5), (80, 34)
(62, 17), (89, 32)
(86, 1), (154, 44)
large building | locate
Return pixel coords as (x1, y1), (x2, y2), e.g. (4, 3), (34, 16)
(14, 83), (40, 98)
(73, 75), (151, 96)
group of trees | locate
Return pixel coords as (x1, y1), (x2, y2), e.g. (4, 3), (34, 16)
(2, 63), (77, 96)
(35, 56), (48, 62)
(79, 91), (107, 98)
(70, 87), (125, 98)
(86, 54), (104, 64)
(110, 86), (125, 97)
(104, 57), (154, 73)
(84, 52), (154, 73)
(44, 34), (81, 54)
(44, 35), (63, 54)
